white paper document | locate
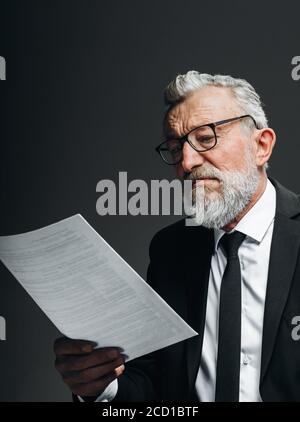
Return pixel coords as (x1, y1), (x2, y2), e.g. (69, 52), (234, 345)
(0, 215), (197, 360)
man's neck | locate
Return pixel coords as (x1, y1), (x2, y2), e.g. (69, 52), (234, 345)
(222, 173), (268, 232)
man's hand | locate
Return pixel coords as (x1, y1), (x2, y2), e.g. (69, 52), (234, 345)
(54, 337), (126, 397)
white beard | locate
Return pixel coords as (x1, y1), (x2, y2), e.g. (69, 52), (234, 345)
(184, 150), (260, 229)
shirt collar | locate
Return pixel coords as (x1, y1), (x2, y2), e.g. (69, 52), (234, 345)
(214, 179), (276, 252)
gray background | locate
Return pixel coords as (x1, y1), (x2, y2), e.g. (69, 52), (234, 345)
(0, 0), (300, 401)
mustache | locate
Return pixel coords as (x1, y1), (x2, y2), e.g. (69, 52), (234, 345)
(184, 165), (223, 181)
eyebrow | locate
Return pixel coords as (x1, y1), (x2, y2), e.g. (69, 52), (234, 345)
(164, 122), (200, 139)
(165, 121), (226, 140)
(164, 127), (195, 141)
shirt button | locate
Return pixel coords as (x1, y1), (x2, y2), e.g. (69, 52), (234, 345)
(242, 355), (250, 365)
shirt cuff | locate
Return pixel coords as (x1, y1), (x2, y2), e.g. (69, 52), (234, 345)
(77, 379), (118, 402)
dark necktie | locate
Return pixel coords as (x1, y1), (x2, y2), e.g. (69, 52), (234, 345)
(215, 231), (246, 402)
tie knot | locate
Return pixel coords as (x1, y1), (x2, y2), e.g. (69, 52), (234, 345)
(219, 231), (246, 258)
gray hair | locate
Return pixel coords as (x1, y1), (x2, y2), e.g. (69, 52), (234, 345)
(164, 71), (269, 169)
(164, 71), (268, 130)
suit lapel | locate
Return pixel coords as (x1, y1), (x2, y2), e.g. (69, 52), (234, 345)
(184, 226), (214, 393)
(260, 179), (300, 383)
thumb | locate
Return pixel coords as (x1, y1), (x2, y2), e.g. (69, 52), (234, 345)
(115, 364), (125, 377)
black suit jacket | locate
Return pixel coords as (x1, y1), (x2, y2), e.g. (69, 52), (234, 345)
(108, 178), (300, 402)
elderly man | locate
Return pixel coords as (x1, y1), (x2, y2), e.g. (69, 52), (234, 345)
(54, 72), (300, 402)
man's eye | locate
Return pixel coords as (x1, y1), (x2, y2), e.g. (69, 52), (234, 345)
(197, 136), (215, 144)
(167, 141), (181, 152)
(170, 145), (181, 152)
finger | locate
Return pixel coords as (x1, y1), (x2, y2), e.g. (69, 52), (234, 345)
(54, 337), (97, 356)
(56, 349), (125, 374)
(62, 357), (125, 386)
(71, 373), (118, 397)
(115, 364), (125, 377)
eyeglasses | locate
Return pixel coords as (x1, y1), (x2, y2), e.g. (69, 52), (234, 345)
(155, 114), (258, 165)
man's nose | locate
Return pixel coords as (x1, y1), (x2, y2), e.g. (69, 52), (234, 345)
(180, 141), (205, 173)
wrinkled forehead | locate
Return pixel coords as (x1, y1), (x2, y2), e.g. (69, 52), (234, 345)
(164, 86), (241, 137)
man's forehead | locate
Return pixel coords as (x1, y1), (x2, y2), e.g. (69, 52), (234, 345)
(165, 86), (239, 134)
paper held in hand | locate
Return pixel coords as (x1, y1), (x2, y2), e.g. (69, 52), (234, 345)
(0, 215), (197, 361)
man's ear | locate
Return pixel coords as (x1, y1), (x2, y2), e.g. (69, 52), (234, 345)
(254, 128), (276, 167)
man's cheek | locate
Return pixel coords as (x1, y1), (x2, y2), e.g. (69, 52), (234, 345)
(176, 165), (185, 179)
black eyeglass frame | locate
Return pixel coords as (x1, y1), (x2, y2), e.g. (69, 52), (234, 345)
(155, 114), (258, 165)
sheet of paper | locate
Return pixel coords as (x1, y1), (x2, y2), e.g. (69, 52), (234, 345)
(0, 215), (197, 360)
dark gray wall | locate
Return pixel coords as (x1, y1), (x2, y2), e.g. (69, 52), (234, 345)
(0, 0), (300, 401)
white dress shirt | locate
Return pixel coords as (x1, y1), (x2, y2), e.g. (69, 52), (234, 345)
(196, 179), (276, 401)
